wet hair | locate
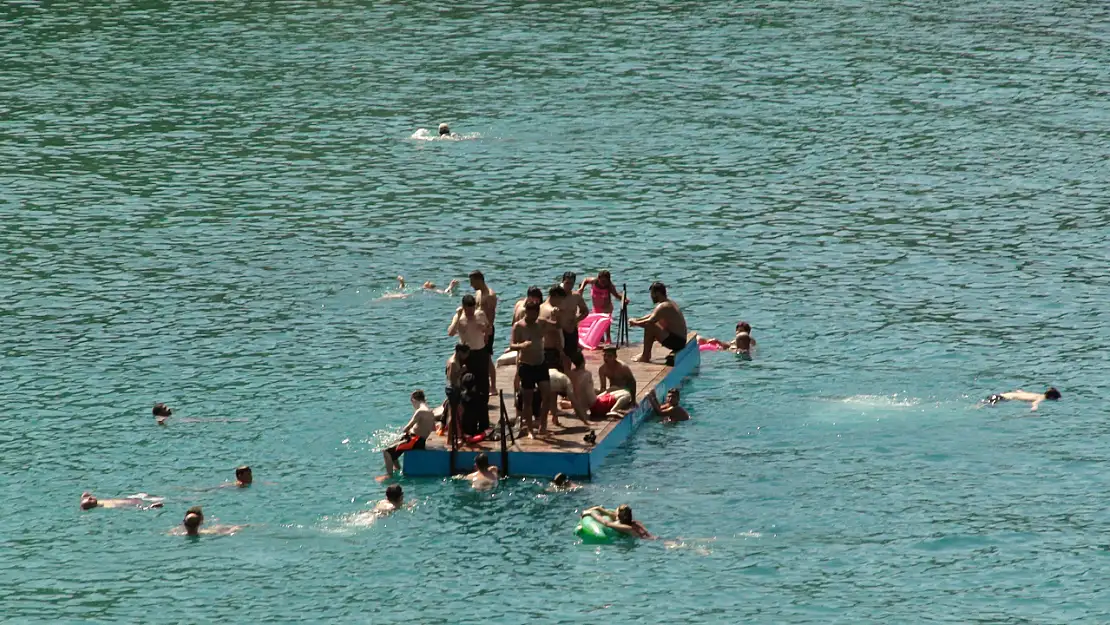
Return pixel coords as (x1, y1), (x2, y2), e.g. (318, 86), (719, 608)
(549, 285), (566, 298)
(667, 388), (680, 401)
(438, 123), (449, 135)
(235, 465), (252, 482)
(475, 452), (490, 470)
(553, 473), (568, 486)
(524, 301), (540, 312)
(736, 321), (752, 333)
(183, 506), (204, 531)
(617, 504), (633, 524)
(468, 270), (484, 282)
(80, 493), (98, 510)
(562, 271), (576, 283)
(1045, 387), (1061, 400)
(411, 389), (426, 402)
(526, 286), (543, 300)
(153, 403), (172, 417)
(455, 343), (471, 354)
(649, 282), (667, 297)
(461, 294), (477, 307)
(386, 484), (403, 503)
(570, 351), (585, 369)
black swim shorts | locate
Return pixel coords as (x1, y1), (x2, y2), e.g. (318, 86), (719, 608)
(543, 347), (563, 372)
(484, 329), (495, 356)
(518, 362), (550, 390)
(562, 330), (580, 359)
(660, 332), (687, 352)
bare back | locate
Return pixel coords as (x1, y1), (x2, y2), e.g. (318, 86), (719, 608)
(477, 287), (498, 325)
(654, 300), (687, 337)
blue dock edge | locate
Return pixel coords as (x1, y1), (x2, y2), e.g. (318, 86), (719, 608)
(401, 339), (701, 479)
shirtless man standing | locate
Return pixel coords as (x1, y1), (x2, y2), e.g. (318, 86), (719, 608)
(448, 294), (490, 397)
(559, 271), (589, 362)
(510, 300), (550, 438)
(629, 282), (688, 363)
(541, 286), (567, 372)
(469, 270), (498, 396)
(513, 286), (544, 324)
(598, 345), (637, 400)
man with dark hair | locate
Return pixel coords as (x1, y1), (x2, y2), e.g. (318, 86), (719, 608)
(541, 285), (567, 373)
(153, 403), (172, 425)
(648, 388), (690, 422)
(374, 484), (404, 515)
(469, 270), (498, 396)
(986, 387), (1061, 411)
(464, 452), (499, 489)
(380, 390), (436, 479)
(558, 272), (589, 363)
(449, 292), (491, 399)
(511, 300), (549, 438)
(630, 282), (688, 363)
(513, 285), (545, 323)
(177, 506), (243, 536)
(234, 466), (253, 487)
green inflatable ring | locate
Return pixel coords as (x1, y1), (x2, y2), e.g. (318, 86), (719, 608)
(575, 515), (623, 544)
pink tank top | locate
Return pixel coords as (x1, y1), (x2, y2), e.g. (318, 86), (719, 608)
(591, 282), (614, 312)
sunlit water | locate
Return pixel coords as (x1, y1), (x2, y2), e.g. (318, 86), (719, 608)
(3, 1), (1110, 622)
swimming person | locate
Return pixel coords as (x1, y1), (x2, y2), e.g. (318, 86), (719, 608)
(629, 282), (688, 363)
(550, 473), (580, 491)
(582, 504), (654, 539)
(511, 300), (549, 438)
(176, 506), (244, 537)
(380, 390), (436, 479)
(374, 485), (405, 516)
(438, 123), (460, 138)
(448, 293), (491, 398)
(234, 466), (252, 487)
(733, 321), (757, 354)
(568, 351), (633, 421)
(986, 387), (1061, 411)
(80, 492), (164, 511)
(597, 345), (637, 400)
(559, 271), (589, 362)
(648, 388), (689, 422)
(469, 270), (498, 396)
(464, 452), (499, 489)
(153, 403), (172, 425)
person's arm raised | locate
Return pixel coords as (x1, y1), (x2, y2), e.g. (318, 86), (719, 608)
(447, 308), (462, 336)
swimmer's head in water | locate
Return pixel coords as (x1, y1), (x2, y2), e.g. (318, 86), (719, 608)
(548, 285), (566, 300)
(183, 506), (204, 534)
(468, 270), (485, 288)
(666, 389), (680, 403)
(524, 300), (540, 321)
(1045, 387), (1061, 400)
(570, 351), (585, 370)
(735, 332), (752, 351)
(736, 321), (752, 334)
(235, 465), (253, 485)
(80, 492), (98, 510)
(553, 473), (568, 486)
(649, 282), (667, 303)
(422, 281), (435, 290)
(438, 123), (450, 136)
(411, 389), (426, 405)
(475, 452), (490, 471)
(153, 403), (172, 418)
(617, 504), (633, 524)
(526, 286), (543, 303)
(386, 484), (403, 505)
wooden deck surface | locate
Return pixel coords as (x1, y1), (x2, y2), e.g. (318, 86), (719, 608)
(424, 342), (679, 454)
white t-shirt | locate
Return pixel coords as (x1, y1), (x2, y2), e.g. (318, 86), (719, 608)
(549, 370), (572, 395)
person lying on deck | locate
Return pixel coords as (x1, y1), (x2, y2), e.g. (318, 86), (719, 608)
(582, 504), (654, 539)
(648, 389), (689, 423)
(629, 282), (688, 363)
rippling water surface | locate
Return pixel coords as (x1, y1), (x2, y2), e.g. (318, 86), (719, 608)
(3, 1), (1110, 622)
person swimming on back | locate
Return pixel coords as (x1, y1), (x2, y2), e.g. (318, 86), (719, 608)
(176, 506), (244, 536)
(373, 484), (405, 516)
(582, 504), (654, 539)
(80, 492), (164, 511)
(648, 388), (689, 422)
(986, 387), (1061, 411)
(463, 452), (499, 489)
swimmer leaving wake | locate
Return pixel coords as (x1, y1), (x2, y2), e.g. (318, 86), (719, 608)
(985, 387), (1061, 411)
(379, 276), (458, 300)
(153, 403), (247, 425)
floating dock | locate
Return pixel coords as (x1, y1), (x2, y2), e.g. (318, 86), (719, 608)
(402, 333), (700, 479)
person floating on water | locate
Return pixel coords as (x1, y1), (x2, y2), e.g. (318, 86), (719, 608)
(379, 390), (436, 480)
(629, 282), (688, 363)
(437, 123), (461, 139)
(578, 270), (626, 344)
(462, 452), (498, 489)
(234, 466), (252, 487)
(80, 492), (163, 511)
(582, 504), (654, 539)
(697, 320), (757, 355)
(648, 388), (689, 422)
(154, 403), (172, 425)
(374, 485), (405, 516)
(382, 276), (458, 299)
(986, 387), (1061, 411)
(176, 506), (244, 537)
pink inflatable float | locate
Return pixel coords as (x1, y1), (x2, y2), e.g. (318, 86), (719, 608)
(577, 313), (612, 350)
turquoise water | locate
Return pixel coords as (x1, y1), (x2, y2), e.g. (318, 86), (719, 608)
(3, 1), (1110, 622)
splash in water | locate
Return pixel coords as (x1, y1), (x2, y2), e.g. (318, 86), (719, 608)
(410, 128), (480, 142)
